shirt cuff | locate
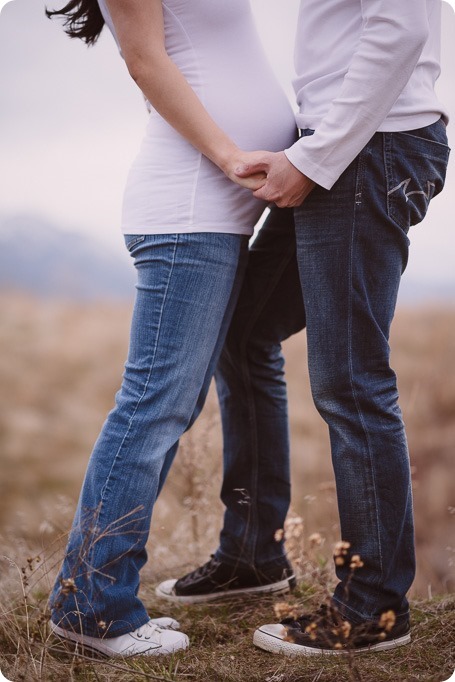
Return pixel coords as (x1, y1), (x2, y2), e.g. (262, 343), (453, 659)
(284, 143), (339, 191)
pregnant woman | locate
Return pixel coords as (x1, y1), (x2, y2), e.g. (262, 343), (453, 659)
(46, 0), (296, 658)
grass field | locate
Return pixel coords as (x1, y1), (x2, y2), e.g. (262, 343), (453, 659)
(0, 294), (454, 681)
(0, 549), (454, 681)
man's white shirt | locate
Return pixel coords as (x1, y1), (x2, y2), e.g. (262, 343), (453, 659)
(285, 0), (449, 189)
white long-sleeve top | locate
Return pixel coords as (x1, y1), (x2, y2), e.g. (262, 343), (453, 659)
(285, 0), (449, 190)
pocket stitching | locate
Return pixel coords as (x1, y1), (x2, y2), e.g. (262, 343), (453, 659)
(395, 131), (451, 154)
(384, 132), (448, 231)
(125, 235), (146, 251)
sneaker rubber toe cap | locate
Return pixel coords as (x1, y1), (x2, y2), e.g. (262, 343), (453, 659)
(155, 579), (178, 598)
(257, 624), (287, 639)
(157, 629), (189, 655)
(253, 623), (292, 655)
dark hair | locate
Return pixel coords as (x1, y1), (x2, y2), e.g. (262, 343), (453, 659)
(46, 0), (105, 46)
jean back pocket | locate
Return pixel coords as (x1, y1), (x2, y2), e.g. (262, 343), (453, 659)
(385, 121), (450, 232)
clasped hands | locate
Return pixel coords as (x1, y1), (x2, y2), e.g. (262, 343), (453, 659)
(224, 150), (315, 208)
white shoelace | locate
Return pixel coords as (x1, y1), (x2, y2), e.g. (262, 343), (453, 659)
(134, 620), (162, 641)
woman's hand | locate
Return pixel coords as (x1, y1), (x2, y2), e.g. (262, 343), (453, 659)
(234, 150), (316, 207)
(227, 168), (267, 191)
(220, 149), (267, 191)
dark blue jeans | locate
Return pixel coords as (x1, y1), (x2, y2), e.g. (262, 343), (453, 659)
(216, 119), (450, 624)
(215, 206), (302, 568)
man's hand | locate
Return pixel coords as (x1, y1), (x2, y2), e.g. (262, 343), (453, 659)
(235, 151), (315, 207)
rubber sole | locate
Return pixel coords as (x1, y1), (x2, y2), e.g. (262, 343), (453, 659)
(50, 623), (114, 659)
(50, 621), (188, 658)
(155, 575), (295, 604)
(253, 627), (411, 656)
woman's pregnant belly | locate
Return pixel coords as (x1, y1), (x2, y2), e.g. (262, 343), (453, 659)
(122, 80), (296, 236)
(121, 2), (297, 235)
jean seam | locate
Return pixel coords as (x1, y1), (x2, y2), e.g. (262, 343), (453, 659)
(235, 242), (297, 565)
(89, 234), (180, 571)
(347, 166), (384, 582)
(354, 140), (368, 206)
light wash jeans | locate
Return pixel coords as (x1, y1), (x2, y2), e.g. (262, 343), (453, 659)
(215, 119), (450, 625)
(50, 232), (248, 637)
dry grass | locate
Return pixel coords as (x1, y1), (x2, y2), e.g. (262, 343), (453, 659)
(0, 541), (454, 682)
(1, 294), (454, 593)
(0, 293), (454, 681)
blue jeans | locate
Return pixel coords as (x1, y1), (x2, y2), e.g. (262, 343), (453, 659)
(215, 207), (302, 567)
(216, 119), (450, 624)
(50, 232), (248, 637)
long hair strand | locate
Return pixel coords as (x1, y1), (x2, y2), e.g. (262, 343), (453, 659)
(46, 0), (105, 45)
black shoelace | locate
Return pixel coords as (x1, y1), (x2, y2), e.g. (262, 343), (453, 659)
(181, 555), (221, 583)
(281, 603), (340, 631)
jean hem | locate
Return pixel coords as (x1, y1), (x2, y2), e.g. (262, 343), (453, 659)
(332, 595), (410, 626)
(215, 548), (289, 569)
(51, 612), (151, 639)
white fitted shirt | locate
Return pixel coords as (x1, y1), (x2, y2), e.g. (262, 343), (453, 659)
(285, 0), (449, 190)
(97, 0), (296, 235)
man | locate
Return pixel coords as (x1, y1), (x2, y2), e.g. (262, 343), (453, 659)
(157, 0), (450, 655)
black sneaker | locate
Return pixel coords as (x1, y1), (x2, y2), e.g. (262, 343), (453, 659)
(155, 556), (295, 604)
(253, 602), (411, 656)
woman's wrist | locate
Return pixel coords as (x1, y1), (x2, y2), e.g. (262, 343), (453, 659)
(210, 142), (242, 175)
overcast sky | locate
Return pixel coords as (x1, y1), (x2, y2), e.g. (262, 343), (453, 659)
(0, 0), (454, 291)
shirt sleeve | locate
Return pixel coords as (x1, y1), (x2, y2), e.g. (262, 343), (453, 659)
(284, 0), (430, 190)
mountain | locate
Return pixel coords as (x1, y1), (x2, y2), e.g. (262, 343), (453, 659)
(0, 215), (135, 300)
(0, 213), (454, 303)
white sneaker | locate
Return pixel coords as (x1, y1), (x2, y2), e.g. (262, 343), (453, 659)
(50, 618), (189, 657)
